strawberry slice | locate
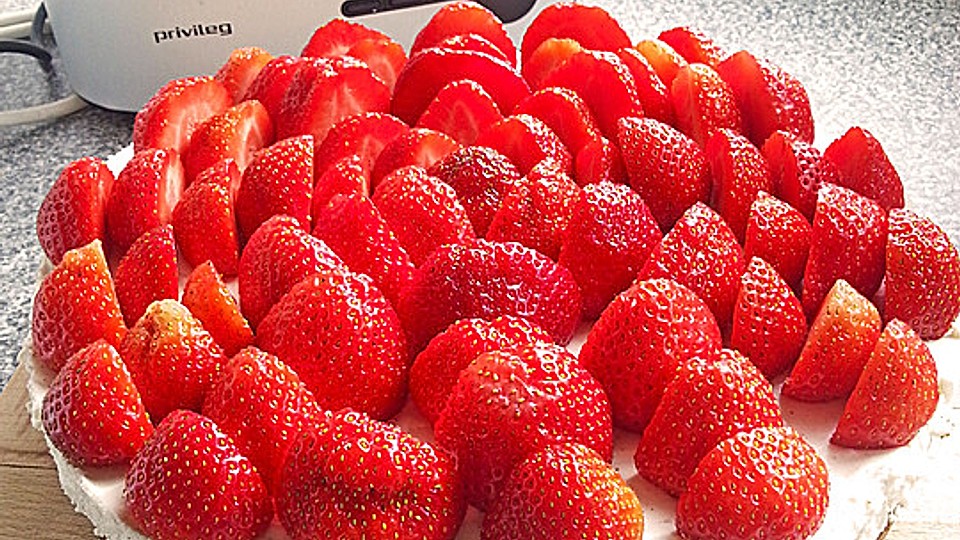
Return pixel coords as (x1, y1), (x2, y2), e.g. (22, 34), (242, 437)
(521, 37), (583, 90)
(520, 3), (630, 66)
(617, 116), (711, 230)
(133, 76), (232, 154)
(180, 261), (254, 357)
(634, 38), (689, 87)
(832, 319), (939, 449)
(371, 166), (475, 266)
(213, 46), (273, 103)
(677, 426), (829, 540)
(37, 157), (114, 265)
(235, 135), (314, 244)
(256, 267), (409, 419)
(782, 279), (882, 402)
(301, 18), (406, 90)
(658, 26), (727, 68)
(579, 278), (722, 433)
(171, 159), (241, 276)
(435, 343), (612, 510)
(429, 145), (521, 237)
(343, 36), (406, 92)
(311, 154), (369, 222)
(314, 111), (409, 178)
(705, 128), (773, 241)
(559, 181), (663, 320)
(41, 340), (152, 467)
(761, 130), (840, 221)
(113, 225), (178, 327)
(31, 241), (126, 375)
(671, 62), (742, 147)
(370, 128), (462, 188)
(105, 148), (184, 257)
(436, 33), (511, 64)
(410, 2), (517, 66)
(743, 191), (812, 294)
(124, 410), (272, 540)
(475, 114), (573, 176)
(616, 47), (675, 125)
(483, 443), (644, 539)
(731, 257), (808, 379)
(884, 208), (960, 339)
(391, 47), (530, 126)
(181, 99), (275, 183)
(822, 126), (905, 210)
(416, 79), (503, 146)
(635, 349), (784, 497)
(242, 55), (308, 122)
(573, 136), (628, 185)
(716, 50), (814, 147)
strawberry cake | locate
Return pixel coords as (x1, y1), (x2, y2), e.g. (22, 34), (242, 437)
(24, 2), (960, 540)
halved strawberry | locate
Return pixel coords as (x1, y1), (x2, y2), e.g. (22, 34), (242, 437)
(301, 18), (405, 90)
(416, 79), (503, 146)
(311, 154), (369, 223)
(743, 191), (812, 294)
(41, 340), (152, 467)
(133, 76), (232, 154)
(104, 148), (184, 257)
(635, 349), (784, 497)
(342, 35), (407, 92)
(705, 128), (773, 241)
(832, 319), (939, 448)
(410, 1), (517, 66)
(180, 99), (275, 183)
(475, 114), (572, 176)
(213, 46), (273, 103)
(822, 126), (905, 210)
(521, 37), (583, 90)
(256, 267), (409, 419)
(573, 136), (628, 185)
(370, 128), (462, 188)
(579, 278), (722, 433)
(37, 157), (114, 265)
(616, 47), (675, 125)
(314, 111), (409, 178)
(658, 26), (727, 68)
(181, 261), (253, 357)
(113, 225), (178, 327)
(782, 279), (882, 402)
(677, 426), (829, 540)
(761, 130), (840, 222)
(617, 116), (711, 230)
(124, 410), (272, 540)
(670, 63), (742, 147)
(483, 442), (644, 539)
(171, 159), (241, 276)
(31, 241), (126, 375)
(242, 55), (308, 122)
(436, 33), (511, 64)
(634, 38), (689, 88)
(884, 208), (960, 339)
(520, 3), (631, 66)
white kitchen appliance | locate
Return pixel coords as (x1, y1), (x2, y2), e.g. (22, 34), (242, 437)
(42, 0), (544, 112)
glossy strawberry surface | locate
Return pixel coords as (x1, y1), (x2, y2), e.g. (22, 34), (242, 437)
(132, 76), (232, 154)
(429, 146), (521, 237)
(113, 225), (178, 326)
(180, 261), (253, 357)
(37, 157), (114, 265)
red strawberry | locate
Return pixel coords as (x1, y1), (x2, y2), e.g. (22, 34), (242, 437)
(370, 128), (462, 187)
(559, 181), (663, 319)
(171, 159), (241, 275)
(202, 347), (323, 492)
(634, 38), (689, 87)
(124, 410), (272, 540)
(41, 340), (152, 467)
(180, 99), (274, 183)
(617, 116), (712, 230)
(181, 261), (253, 357)
(37, 157), (114, 265)
(521, 37), (583, 90)
(213, 46), (273, 103)
(235, 135), (314, 244)
(731, 257), (808, 379)
(410, 1), (517, 66)
(482, 443), (645, 540)
(314, 111), (409, 178)
(658, 26), (727, 68)
(312, 193), (415, 308)
(397, 240), (583, 353)
(635, 349), (784, 497)
(416, 79), (503, 146)
(113, 225), (178, 326)
(670, 63), (742, 148)
(437, 33), (512, 64)
(705, 128), (773, 241)
(277, 409), (465, 540)
(341, 34), (407, 91)
(743, 191), (812, 293)
(311, 154), (369, 221)
(486, 161), (580, 260)
(782, 279), (882, 402)
(884, 208), (960, 339)
(822, 126), (904, 210)
(676, 426), (829, 540)
(716, 50), (814, 147)
(237, 215), (344, 330)
(391, 47), (530, 126)
(801, 183), (888, 319)
(256, 267), (409, 419)
(638, 203), (747, 336)
(242, 55), (308, 122)
(104, 148), (184, 257)
(520, 3), (631, 66)
(762, 130), (840, 222)
(572, 136), (628, 185)
(435, 343), (612, 510)
(832, 319), (939, 448)
(31, 241), (126, 374)
(133, 76), (232, 154)
(475, 113), (572, 176)
(409, 315), (553, 425)
(372, 166), (476, 266)
(428, 145), (521, 237)
(301, 18), (405, 91)
(616, 47), (675, 125)
(580, 278), (722, 432)
(119, 300), (227, 421)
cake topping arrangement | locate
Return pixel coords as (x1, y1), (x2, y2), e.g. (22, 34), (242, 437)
(27, 2), (960, 539)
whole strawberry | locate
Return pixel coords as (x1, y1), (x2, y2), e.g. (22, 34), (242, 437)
(181, 261), (253, 357)
(124, 410), (272, 540)
(36, 157), (114, 265)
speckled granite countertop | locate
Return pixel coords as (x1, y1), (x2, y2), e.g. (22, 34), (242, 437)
(1, 0), (958, 390)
